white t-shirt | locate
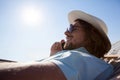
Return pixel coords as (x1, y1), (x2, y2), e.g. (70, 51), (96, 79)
(41, 47), (113, 80)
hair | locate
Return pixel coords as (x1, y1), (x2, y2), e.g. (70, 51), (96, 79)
(75, 19), (111, 58)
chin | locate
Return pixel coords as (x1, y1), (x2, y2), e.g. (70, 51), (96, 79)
(64, 42), (74, 50)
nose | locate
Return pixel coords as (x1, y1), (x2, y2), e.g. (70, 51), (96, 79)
(64, 28), (70, 36)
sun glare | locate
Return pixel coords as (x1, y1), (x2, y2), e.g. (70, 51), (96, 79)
(20, 6), (43, 26)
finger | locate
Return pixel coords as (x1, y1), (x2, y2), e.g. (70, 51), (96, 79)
(52, 42), (60, 49)
(54, 42), (59, 47)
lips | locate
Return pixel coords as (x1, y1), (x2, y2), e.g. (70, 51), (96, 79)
(66, 36), (72, 42)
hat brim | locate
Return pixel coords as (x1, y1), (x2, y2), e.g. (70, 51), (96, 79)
(68, 10), (108, 35)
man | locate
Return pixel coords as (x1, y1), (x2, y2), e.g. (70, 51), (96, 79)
(0, 10), (113, 80)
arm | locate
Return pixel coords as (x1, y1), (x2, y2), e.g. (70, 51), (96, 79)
(0, 62), (66, 80)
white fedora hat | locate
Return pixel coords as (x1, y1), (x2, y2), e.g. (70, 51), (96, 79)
(68, 10), (108, 35)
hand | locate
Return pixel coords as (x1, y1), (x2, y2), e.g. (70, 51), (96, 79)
(50, 40), (65, 56)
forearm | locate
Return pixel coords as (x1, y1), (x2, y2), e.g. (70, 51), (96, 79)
(0, 62), (66, 80)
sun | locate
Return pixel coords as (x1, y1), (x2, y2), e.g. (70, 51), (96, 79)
(20, 6), (43, 26)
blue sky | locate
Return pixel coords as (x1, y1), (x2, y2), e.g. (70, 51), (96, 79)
(0, 0), (120, 62)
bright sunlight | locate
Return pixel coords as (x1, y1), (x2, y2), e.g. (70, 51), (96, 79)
(20, 5), (44, 26)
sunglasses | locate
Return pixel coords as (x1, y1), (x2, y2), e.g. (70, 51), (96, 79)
(67, 24), (74, 33)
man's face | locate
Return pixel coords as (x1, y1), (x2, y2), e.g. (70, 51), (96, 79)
(64, 21), (86, 50)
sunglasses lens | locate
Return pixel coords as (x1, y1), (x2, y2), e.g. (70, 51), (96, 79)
(68, 24), (73, 32)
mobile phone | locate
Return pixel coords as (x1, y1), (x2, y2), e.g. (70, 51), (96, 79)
(62, 42), (65, 50)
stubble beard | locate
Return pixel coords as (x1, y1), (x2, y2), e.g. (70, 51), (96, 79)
(64, 42), (74, 50)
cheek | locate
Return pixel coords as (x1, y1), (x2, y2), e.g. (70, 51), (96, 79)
(73, 34), (85, 44)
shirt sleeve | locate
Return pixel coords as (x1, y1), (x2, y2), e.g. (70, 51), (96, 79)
(48, 50), (113, 80)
